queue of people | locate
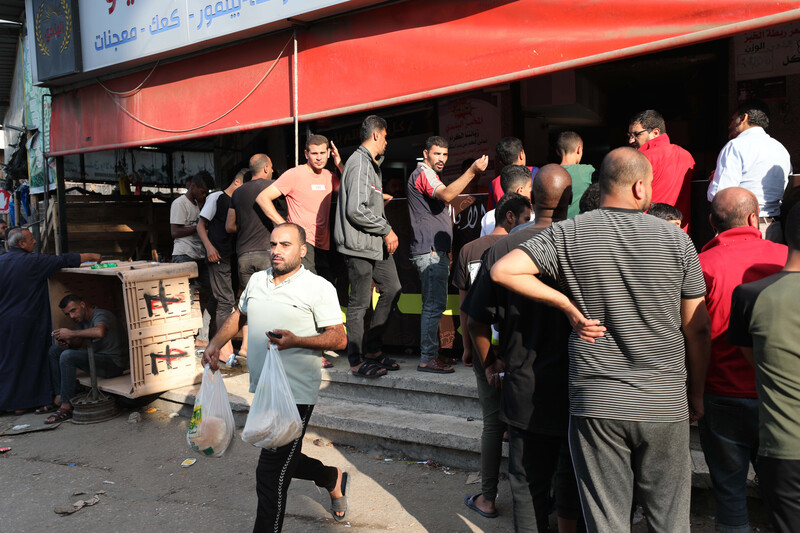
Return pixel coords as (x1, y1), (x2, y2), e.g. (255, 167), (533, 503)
(1, 99), (798, 532)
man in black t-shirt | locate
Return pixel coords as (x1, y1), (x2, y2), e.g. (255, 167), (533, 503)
(462, 165), (582, 530)
(198, 168), (244, 366)
(491, 148), (710, 532)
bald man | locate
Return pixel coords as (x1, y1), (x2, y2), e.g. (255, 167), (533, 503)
(490, 148), (711, 532)
(697, 187), (788, 533)
(462, 165), (585, 530)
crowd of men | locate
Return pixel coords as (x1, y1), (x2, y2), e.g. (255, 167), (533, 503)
(1, 99), (799, 532)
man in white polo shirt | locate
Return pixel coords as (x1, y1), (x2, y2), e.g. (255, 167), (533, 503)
(203, 223), (348, 531)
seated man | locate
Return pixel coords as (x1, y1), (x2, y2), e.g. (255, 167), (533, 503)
(43, 295), (127, 423)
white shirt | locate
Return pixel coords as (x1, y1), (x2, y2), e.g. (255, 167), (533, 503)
(479, 209), (495, 237)
(238, 266), (342, 405)
(707, 126), (792, 216)
(199, 190), (224, 221)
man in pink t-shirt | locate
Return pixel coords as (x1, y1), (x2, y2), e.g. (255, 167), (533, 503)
(256, 134), (342, 280)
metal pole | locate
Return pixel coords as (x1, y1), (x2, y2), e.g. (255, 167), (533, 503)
(293, 28), (299, 167)
(41, 95), (49, 247)
(56, 156), (68, 252)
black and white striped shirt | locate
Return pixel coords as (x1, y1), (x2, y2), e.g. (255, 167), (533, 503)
(518, 207), (706, 422)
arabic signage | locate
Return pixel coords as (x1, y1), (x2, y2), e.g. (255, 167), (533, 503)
(0, 190), (11, 215)
(31, 0), (82, 81)
(437, 94), (502, 182)
(735, 22), (800, 81)
(77, 0), (356, 73)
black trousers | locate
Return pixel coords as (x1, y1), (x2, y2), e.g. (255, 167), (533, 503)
(253, 404), (338, 533)
(757, 455), (800, 533)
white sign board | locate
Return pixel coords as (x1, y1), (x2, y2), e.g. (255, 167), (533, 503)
(78, 0), (356, 72)
(734, 22), (800, 81)
(0, 190), (10, 214)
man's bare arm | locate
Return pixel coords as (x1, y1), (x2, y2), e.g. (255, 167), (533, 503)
(255, 185), (287, 226)
(225, 208), (237, 234)
(682, 296), (711, 422)
(203, 308), (247, 369)
(490, 249), (605, 342)
(171, 224), (196, 239)
(80, 253), (102, 263)
(435, 155), (489, 204)
(268, 324), (347, 352)
(196, 218), (220, 263)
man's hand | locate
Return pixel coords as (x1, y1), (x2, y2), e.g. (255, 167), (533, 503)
(461, 346), (473, 367)
(470, 155), (490, 174)
(330, 140), (342, 169)
(564, 305), (605, 343)
(485, 359), (505, 388)
(202, 344), (221, 371)
(205, 244), (221, 264)
(268, 329), (298, 350)
(689, 391), (704, 422)
(52, 328), (73, 342)
(384, 230), (399, 254)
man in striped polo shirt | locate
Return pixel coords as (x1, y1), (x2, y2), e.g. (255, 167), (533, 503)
(491, 147), (711, 532)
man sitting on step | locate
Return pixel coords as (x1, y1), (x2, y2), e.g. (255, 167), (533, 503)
(44, 295), (127, 424)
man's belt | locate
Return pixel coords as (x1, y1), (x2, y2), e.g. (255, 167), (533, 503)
(759, 216), (776, 223)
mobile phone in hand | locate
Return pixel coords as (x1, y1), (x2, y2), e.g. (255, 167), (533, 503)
(268, 331), (283, 339)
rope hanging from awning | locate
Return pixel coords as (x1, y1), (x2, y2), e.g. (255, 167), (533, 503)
(99, 36), (293, 134)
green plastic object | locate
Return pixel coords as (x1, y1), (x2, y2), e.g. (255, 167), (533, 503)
(90, 262), (118, 269)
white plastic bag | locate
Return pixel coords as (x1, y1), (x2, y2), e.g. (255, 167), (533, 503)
(241, 344), (303, 449)
(187, 364), (235, 457)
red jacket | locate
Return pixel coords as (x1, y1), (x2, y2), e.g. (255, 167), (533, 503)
(639, 134), (695, 233)
(698, 226), (787, 397)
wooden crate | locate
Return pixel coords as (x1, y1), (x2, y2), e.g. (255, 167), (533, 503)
(48, 261), (203, 398)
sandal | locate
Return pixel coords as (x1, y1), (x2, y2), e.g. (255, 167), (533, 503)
(35, 404), (59, 415)
(464, 494), (499, 518)
(44, 408), (73, 425)
(364, 353), (399, 371)
(330, 471), (349, 522)
(352, 360), (387, 378)
(322, 357), (334, 369)
(417, 358), (455, 374)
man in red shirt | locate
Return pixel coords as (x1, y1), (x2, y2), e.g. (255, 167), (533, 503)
(628, 109), (695, 232)
(697, 186), (787, 533)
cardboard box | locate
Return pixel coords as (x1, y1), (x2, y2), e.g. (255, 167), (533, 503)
(48, 261), (203, 398)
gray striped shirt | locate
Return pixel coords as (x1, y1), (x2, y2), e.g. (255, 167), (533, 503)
(518, 207), (706, 422)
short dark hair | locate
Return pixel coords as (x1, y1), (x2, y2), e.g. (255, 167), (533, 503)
(274, 222), (307, 245)
(190, 171), (211, 189)
(579, 183), (601, 213)
(556, 131), (582, 156)
(58, 294), (83, 309)
(736, 100), (770, 129)
(242, 170), (253, 183)
(500, 165), (531, 194)
(305, 134), (329, 150)
(648, 202), (683, 222)
(425, 136), (448, 152)
(360, 115), (387, 143)
(226, 168), (248, 188)
(629, 109), (666, 133)
(786, 203), (800, 250)
(496, 137), (524, 166)
(495, 192), (531, 226)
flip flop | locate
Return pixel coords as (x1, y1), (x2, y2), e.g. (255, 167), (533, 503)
(44, 408), (73, 425)
(35, 404), (59, 415)
(330, 471), (349, 522)
(365, 353), (399, 371)
(322, 357), (334, 369)
(352, 360), (387, 378)
(464, 494), (499, 518)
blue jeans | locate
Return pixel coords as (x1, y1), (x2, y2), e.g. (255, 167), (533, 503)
(411, 251), (449, 363)
(48, 345), (125, 403)
(698, 393), (759, 533)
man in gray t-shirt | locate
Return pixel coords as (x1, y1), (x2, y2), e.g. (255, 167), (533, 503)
(44, 295), (127, 424)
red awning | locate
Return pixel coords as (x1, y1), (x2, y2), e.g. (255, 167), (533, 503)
(50, 0), (800, 155)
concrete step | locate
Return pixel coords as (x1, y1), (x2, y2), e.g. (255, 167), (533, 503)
(319, 353), (481, 419)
